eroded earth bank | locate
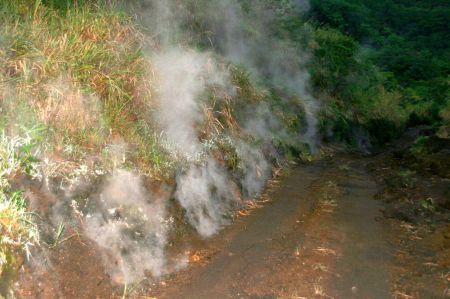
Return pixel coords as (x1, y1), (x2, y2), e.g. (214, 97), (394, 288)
(15, 141), (450, 299)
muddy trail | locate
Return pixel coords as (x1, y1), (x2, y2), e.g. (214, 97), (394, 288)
(150, 155), (392, 299)
(15, 152), (449, 298)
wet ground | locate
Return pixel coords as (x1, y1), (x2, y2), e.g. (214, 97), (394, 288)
(150, 155), (394, 299)
(13, 152), (450, 298)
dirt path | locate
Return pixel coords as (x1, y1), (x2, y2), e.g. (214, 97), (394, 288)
(151, 156), (392, 299)
(14, 151), (448, 298)
(329, 160), (390, 298)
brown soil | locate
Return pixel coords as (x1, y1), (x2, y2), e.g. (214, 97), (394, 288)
(149, 155), (393, 299)
(10, 133), (450, 298)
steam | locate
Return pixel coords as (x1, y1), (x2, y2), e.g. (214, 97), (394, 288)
(152, 48), (240, 236)
(176, 158), (239, 237)
(145, 0), (317, 237)
(152, 48), (230, 159)
(24, 0), (319, 287)
(196, 0), (320, 149)
(84, 170), (170, 283)
(234, 139), (271, 198)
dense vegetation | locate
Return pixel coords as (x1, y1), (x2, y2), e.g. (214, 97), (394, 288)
(308, 0), (449, 143)
(0, 0), (448, 293)
(0, 0), (307, 287)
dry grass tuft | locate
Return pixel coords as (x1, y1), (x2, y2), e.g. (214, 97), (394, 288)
(36, 77), (101, 133)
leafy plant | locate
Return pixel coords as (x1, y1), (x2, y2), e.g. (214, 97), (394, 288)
(0, 128), (42, 178)
(410, 136), (430, 156)
(0, 129), (40, 289)
(420, 197), (436, 213)
(0, 189), (39, 286)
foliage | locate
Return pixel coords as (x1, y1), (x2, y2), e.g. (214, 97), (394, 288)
(309, 0), (450, 133)
(0, 131), (40, 290)
(310, 28), (406, 145)
(0, 0), (447, 294)
(0, 0), (177, 176)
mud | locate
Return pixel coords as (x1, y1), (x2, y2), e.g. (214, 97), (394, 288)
(11, 145), (450, 298)
(149, 155), (394, 298)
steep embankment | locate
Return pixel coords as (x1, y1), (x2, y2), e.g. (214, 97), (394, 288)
(1, 1), (312, 295)
(12, 149), (450, 298)
(1, 1), (449, 298)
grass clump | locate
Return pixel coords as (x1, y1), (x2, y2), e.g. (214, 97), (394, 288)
(0, 0), (175, 176)
(0, 131), (39, 293)
(0, 189), (38, 277)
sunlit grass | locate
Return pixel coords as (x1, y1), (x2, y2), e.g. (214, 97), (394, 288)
(0, 131), (39, 284)
(0, 0), (177, 176)
(0, 189), (38, 275)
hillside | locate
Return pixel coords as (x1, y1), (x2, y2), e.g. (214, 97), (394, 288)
(0, 0), (449, 298)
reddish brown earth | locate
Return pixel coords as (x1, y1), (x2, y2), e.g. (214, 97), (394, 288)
(150, 155), (393, 299)
(11, 148), (450, 299)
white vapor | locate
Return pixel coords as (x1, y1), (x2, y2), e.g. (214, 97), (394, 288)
(152, 48), (230, 159)
(145, 0), (317, 237)
(176, 158), (239, 237)
(84, 170), (170, 284)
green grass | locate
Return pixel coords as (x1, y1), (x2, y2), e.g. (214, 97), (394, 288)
(0, 189), (38, 271)
(0, 130), (40, 288)
(1, 0), (142, 129)
(2, 0), (446, 294)
(0, 0), (175, 176)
